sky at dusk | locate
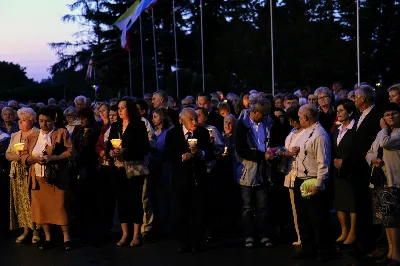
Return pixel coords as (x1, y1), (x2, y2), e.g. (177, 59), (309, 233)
(0, 1), (80, 81)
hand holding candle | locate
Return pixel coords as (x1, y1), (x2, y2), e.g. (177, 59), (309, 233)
(14, 143), (25, 152)
(110, 139), (122, 149)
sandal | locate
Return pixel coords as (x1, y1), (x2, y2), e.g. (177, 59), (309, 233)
(32, 236), (41, 244)
(244, 238), (254, 248)
(15, 234), (28, 244)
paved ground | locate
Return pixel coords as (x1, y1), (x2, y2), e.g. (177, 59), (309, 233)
(0, 236), (362, 266)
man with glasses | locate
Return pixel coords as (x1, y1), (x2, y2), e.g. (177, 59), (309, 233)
(291, 104), (332, 261)
(234, 98), (274, 248)
(353, 85), (382, 257)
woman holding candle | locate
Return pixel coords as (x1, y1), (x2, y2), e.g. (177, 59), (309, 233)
(107, 99), (150, 247)
(6, 107), (40, 244)
(20, 106), (73, 251)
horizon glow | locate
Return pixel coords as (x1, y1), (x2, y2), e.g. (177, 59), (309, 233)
(0, 1), (81, 81)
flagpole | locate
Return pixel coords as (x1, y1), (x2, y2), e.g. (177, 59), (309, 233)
(172, 0), (179, 99)
(140, 15), (145, 96)
(151, 8), (159, 91)
(270, 0), (275, 96)
(200, 0), (205, 92)
(356, 0), (360, 86)
(129, 49), (133, 96)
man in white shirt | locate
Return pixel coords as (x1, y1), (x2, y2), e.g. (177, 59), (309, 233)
(292, 104), (332, 261)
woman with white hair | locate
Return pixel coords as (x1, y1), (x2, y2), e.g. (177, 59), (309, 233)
(1, 107), (19, 135)
(5, 107), (40, 244)
(64, 107), (80, 136)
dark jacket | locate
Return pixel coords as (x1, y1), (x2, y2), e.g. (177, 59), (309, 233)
(331, 124), (356, 180)
(107, 120), (150, 161)
(165, 125), (212, 190)
(353, 106), (382, 179)
(207, 110), (224, 133)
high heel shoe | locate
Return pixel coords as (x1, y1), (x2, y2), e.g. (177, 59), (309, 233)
(292, 241), (302, 247)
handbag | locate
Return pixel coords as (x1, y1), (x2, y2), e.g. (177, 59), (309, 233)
(43, 164), (58, 185)
(370, 147), (386, 188)
(124, 160), (149, 179)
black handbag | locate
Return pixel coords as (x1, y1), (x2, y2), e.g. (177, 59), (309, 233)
(42, 141), (67, 185)
(370, 147), (386, 188)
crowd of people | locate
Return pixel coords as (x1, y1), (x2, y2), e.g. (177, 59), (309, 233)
(0, 82), (400, 264)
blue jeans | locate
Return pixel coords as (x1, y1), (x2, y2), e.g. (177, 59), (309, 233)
(240, 184), (268, 238)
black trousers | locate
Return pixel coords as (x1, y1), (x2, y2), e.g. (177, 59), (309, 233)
(294, 178), (331, 250)
(174, 185), (205, 248)
(353, 176), (375, 253)
(97, 165), (116, 233)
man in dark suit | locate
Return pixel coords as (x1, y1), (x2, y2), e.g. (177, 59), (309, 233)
(353, 85), (382, 256)
(165, 108), (212, 253)
(196, 92), (224, 133)
(152, 90), (180, 127)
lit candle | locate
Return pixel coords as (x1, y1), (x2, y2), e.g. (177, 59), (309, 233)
(14, 143), (25, 152)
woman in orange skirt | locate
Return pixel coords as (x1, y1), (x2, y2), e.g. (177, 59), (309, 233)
(21, 106), (72, 251)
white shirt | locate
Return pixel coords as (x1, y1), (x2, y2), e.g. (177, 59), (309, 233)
(356, 104), (375, 130)
(32, 130), (53, 177)
(295, 122), (331, 187)
(182, 125), (193, 140)
(337, 119), (355, 145)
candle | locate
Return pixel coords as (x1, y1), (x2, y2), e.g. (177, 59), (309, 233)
(188, 138), (198, 148)
(14, 143), (25, 152)
(224, 147), (228, 154)
(110, 139), (122, 148)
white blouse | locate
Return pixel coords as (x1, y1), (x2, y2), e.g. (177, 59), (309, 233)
(366, 128), (400, 188)
(32, 130), (53, 177)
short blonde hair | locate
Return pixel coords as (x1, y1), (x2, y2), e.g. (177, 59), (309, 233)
(17, 107), (37, 122)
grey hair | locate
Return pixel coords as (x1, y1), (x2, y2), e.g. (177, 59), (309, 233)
(63, 106), (77, 117)
(154, 90), (169, 103)
(7, 100), (19, 108)
(1, 107), (15, 118)
(314, 87), (333, 98)
(348, 90), (356, 99)
(224, 114), (237, 124)
(388, 83), (400, 93)
(300, 104), (319, 122)
(357, 85), (375, 104)
(251, 97), (271, 115)
(74, 95), (86, 105)
(179, 107), (196, 122)
(248, 93), (260, 107)
(17, 107), (37, 122)
(185, 96), (194, 104)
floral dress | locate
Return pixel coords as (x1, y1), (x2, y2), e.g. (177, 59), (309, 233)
(7, 129), (39, 230)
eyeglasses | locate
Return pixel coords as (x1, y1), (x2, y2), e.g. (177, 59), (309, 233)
(384, 111), (400, 118)
(317, 96), (330, 101)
